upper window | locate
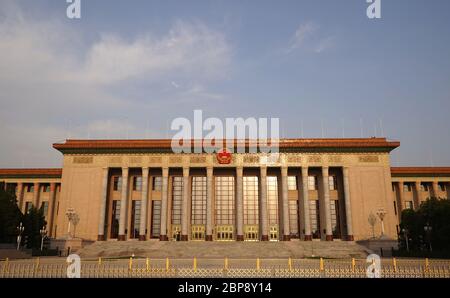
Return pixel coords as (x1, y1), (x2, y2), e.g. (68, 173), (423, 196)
(329, 175), (338, 190)
(439, 183), (446, 192)
(420, 183), (429, 192)
(133, 176), (142, 191)
(308, 176), (318, 191)
(113, 176), (122, 191)
(27, 185), (34, 193)
(287, 176), (297, 190)
(152, 176), (162, 191)
(403, 183), (412, 192)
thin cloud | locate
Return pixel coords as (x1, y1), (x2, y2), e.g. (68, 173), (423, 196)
(0, 4), (233, 167)
(286, 22), (317, 53)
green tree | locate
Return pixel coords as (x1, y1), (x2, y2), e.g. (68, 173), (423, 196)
(399, 197), (450, 253)
(0, 186), (22, 243)
(22, 206), (47, 249)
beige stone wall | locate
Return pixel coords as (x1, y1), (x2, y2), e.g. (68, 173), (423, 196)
(7, 151), (450, 243)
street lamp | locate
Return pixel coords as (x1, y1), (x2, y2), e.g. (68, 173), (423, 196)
(66, 208), (76, 239)
(376, 208), (387, 237)
(16, 222), (24, 251)
(424, 223), (433, 252)
(40, 226), (47, 251)
(402, 228), (409, 252)
(368, 213), (377, 239)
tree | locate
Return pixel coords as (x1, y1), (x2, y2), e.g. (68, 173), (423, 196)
(0, 187), (22, 243)
(399, 197), (450, 253)
(22, 206), (47, 249)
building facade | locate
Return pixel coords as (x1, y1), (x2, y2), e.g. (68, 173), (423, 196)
(1, 138), (449, 243)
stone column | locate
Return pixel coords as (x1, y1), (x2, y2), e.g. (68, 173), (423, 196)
(236, 166), (244, 241)
(432, 181), (439, 198)
(118, 167), (129, 241)
(397, 182), (405, 212)
(97, 167), (109, 241)
(205, 167), (213, 241)
(181, 167), (190, 241)
(321, 167), (333, 241)
(414, 181), (422, 210)
(301, 167), (312, 241)
(342, 167), (354, 241)
(160, 167), (169, 241)
(33, 182), (40, 208)
(16, 183), (24, 211)
(139, 167), (149, 241)
(281, 166), (290, 241)
(260, 166), (268, 241)
(47, 183), (57, 238)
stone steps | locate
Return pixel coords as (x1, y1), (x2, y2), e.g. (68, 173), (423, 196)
(77, 240), (369, 259)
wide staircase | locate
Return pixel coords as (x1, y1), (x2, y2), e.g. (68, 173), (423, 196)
(0, 244), (32, 260)
(77, 240), (370, 259)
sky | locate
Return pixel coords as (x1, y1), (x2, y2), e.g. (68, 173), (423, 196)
(0, 0), (450, 168)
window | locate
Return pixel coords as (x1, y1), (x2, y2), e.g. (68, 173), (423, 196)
(41, 201), (49, 217)
(152, 176), (162, 191)
(405, 201), (413, 209)
(113, 176), (122, 191)
(439, 183), (446, 192)
(287, 176), (297, 190)
(267, 177), (279, 226)
(329, 175), (338, 190)
(308, 176), (318, 190)
(403, 183), (412, 192)
(151, 200), (161, 238)
(171, 177), (183, 225)
(289, 200), (299, 237)
(309, 200), (320, 239)
(110, 200), (121, 238)
(244, 177), (259, 225)
(191, 176), (207, 225)
(130, 200), (141, 238)
(420, 183), (429, 191)
(330, 200), (340, 238)
(215, 176), (235, 225)
(133, 176), (142, 191)
(27, 185), (34, 193)
(43, 185), (50, 192)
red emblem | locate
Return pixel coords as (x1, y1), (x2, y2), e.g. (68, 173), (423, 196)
(217, 149), (232, 164)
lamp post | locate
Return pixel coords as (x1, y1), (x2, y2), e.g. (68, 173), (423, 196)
(376, 208), (387, 238)
(424, 223), (432, 252)
(402, 228), (409, 252)
(16, 222), (24, 251)
(66, 208), (76, 239)
(368, 213), (377, 239)
(40, 227), (47, 251)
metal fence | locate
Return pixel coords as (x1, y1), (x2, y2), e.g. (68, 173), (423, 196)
(1, 257), (449, 278)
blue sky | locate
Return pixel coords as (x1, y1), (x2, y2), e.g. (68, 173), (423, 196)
(0, 0), (450, 167)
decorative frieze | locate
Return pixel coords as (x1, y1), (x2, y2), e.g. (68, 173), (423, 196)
(328, 156), (342, 163)
(108, 156), (122, 164)
(169, 156), (182, 164)
(287, 155), (302, 163)
(359, 155), (379, 163)
(190, 156), (206, 164)
(129, 156), (142, 164)
(73, 156), (93, 164)
(243, 155), (259, 164)
(148, 156), (162, 164)
(308, 156), (322, 163)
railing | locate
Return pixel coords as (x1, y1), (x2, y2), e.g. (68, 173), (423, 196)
(1, 257), (449, 278)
